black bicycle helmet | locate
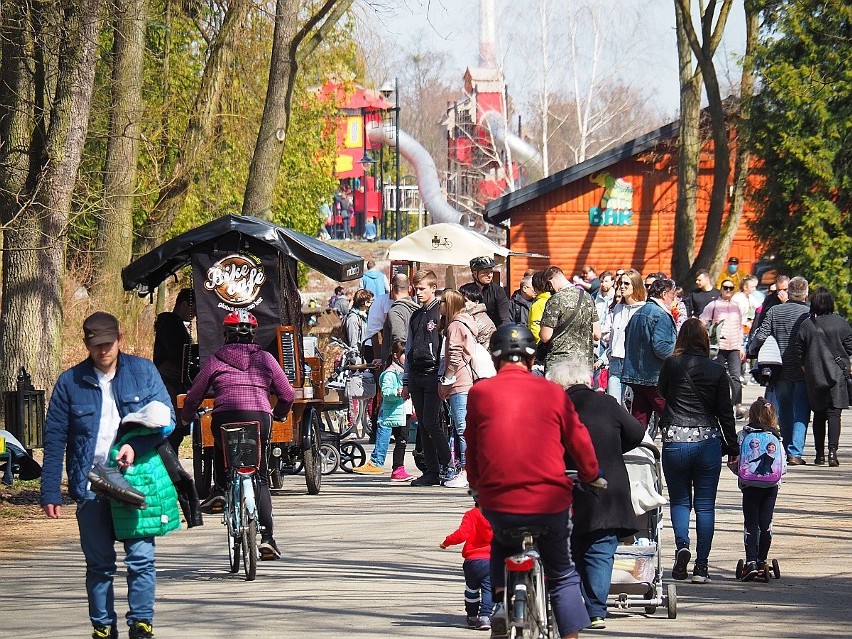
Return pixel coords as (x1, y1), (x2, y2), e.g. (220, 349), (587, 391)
(489, 323), (537, 362)
(223, 309), (258, 340)
(469, 255), (497, 271)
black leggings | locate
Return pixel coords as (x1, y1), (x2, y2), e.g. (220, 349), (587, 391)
(212, 410), (274, 540)
(812, 407), (843, 453)
(742, 485), (778, 563)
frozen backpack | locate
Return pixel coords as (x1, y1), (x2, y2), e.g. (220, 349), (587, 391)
(737, 429), (785, 487)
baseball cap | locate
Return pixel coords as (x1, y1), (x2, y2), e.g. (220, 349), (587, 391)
(83, 312), (120, 346)
(728, 257), (739, 264)
(121, 401), (172, 429)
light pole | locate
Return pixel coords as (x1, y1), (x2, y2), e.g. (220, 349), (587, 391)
(380, 78), (401, 240)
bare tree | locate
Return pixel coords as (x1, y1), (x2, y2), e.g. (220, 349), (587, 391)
(242, 0), (354, 220)
(0, 0), (103, 394)
(91, 0), (147, 312)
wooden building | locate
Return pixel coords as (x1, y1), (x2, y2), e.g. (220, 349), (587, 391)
(485, 120), (764, 288)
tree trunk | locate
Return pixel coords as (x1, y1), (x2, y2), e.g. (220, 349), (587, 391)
(671, 0), (702, 283)
(710, 2), (758, 277)
(136, 0), (250, 255)
(242, 0), (300, 220)
(0, 0), (102, 396)
(92, 0), (146, 312)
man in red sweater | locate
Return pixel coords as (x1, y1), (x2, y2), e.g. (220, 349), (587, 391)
(466, 324), (601, 639)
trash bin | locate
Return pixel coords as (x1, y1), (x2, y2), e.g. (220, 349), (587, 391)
(3, 367), (45, 451)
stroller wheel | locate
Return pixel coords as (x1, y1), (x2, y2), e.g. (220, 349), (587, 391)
(666, 584), (677, 619)
(771, 559), (781, 579)
(762, 567), (770, 583)
(735, 559), (744, 580)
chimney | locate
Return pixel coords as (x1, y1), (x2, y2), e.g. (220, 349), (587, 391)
(479, 0), (497, 68)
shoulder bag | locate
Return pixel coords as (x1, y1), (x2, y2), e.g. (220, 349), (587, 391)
(535, 289), (584, 362)
(455, 320), (496, 380)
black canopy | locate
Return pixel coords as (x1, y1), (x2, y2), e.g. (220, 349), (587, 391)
(122, 214), (364, 293)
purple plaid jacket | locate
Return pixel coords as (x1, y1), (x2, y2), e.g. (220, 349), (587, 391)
(181, 343), (295, 421)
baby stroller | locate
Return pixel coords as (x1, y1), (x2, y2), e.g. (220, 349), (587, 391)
(607, 440), (677, 619)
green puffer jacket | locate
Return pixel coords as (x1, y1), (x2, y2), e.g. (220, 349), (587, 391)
(109, 428), (181, 540)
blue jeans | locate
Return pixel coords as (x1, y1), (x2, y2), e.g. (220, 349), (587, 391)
(76, 493), (156, 628)
(447, 392), (468, 465)
(571, 530), (619, 620)
(768, 380), (810, 458)
(462, 558), (494, 617)
(662, 438), (722, 567)
(607, 357), (623, 404)
(484, 508), (590, 636)
(372, 418), (391, 466)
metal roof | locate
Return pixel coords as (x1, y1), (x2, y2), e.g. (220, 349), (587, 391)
(484, 119), (680, 224)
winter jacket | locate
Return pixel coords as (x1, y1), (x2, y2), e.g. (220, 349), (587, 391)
(379, 363), (406, 427)
(566, 385), (644, 538)
(41, 353), (174, 506)
(620, 298), (677, 386)
(361, 269), (389, 298)
(180, 342), (295, 421)
(109, 427), (181, 540)
(381, 297), (419, 361)
(442, 506), (493, 561)
(657, 349), (739, 456)
(404, 299), (442, 380)
(510, 291), (532, 326)
(440, 314), (478, 398)
(753, 300), (810, 381)
(795, 313), (852, 410)
(460, 281), (511, 327)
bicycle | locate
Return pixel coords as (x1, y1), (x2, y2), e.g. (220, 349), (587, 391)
(220, 421), (263, 581)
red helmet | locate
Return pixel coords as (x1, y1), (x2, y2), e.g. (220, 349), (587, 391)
(223, 310), (258, 338)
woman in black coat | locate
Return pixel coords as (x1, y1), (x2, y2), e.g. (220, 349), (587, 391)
(657, 318), (739, 584)
(547, 361), (645, 630)
(795, 287), (852, 467)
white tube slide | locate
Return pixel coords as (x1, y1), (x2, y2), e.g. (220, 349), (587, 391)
(366, 121), (469, 226)
(482, 111), (543, 175)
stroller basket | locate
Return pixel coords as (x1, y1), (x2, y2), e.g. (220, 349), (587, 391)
(220, 421), (262, 470)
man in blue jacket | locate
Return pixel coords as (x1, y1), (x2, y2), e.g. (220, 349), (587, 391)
(621, 279), (678, 427)
(41, 312), (174, 639)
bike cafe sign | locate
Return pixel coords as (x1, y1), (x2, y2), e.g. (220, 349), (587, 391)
(204, 252), (266, 309)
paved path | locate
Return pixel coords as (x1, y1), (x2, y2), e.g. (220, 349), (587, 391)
(4, 385), (852, 638)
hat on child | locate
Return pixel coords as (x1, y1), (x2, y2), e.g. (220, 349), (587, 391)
(121, 401), (172, 429)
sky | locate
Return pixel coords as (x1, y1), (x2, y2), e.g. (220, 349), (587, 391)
(361, 0), (747, 119)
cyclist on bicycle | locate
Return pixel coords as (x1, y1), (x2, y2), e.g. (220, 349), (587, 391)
(181, 310), (295, 560)
(466, 324), (601, 639)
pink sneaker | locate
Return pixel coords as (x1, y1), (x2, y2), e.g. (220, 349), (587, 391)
(390, 467), (414, 482)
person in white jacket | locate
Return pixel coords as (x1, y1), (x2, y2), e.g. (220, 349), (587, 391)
(604, 269), (646, 404)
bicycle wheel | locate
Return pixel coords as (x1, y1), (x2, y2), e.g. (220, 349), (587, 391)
(240, 491), (257, 581)
(303, 407), (323, 495)
(226, 493), (239, 573)
(339, 441), (366, 472)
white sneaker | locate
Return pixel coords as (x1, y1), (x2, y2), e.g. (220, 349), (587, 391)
(444, 470), (468, 489)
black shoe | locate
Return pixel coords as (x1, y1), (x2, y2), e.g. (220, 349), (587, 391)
(829, 448), (840, 467)
(410, 473), (441, 487)
(814, 453), (826, 465)
(740, 561), (759, 582)
(200, 489), (225, 514)
(671, 547), (691, 580)
(128, 620), (154, 639)
(259, 537), (281, 560)
(88, 464), (147, 509)
(92, 625), (117, 639)
(691, 564), (711, 583)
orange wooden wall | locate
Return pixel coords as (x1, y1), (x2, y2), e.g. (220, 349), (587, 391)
(505, 150), (762, 288)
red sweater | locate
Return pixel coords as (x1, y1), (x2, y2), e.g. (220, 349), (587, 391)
(442, 507), (493, 561)
(466, 365), (599, 513)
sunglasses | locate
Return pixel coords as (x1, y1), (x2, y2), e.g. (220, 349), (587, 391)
(618, 281), (632, 287)
(721, 285), (735, 291)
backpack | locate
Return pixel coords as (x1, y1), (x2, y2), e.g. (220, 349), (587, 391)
(737, 429), (785, 487)
(457, 321), (496, 380)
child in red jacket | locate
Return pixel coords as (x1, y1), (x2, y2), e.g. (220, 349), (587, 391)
(441, 499), (494, 630)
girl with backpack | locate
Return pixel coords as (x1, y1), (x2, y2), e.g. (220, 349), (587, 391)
(730, 397), (785, 581)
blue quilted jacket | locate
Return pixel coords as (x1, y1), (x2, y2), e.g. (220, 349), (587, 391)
(41, 353), (174, 506)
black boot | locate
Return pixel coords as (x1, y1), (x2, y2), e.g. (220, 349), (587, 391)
(828, 448), (839, 467)
(814, 451), (826, 465)
(158, 440), (204, 526)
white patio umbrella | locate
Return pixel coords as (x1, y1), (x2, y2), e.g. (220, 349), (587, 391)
(386, 223), (510, 266)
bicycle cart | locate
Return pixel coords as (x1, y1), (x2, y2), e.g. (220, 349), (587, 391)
(122, 215), (364, 496)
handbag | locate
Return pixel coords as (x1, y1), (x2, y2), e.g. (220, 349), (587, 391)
(345, 371), (377, 399)
(456, 321), (496, 380)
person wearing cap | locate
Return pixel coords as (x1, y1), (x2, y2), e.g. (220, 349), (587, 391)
(460, 256), (512, 328)
(41, 312), (175, 639)
(716, 257), (748, 291)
